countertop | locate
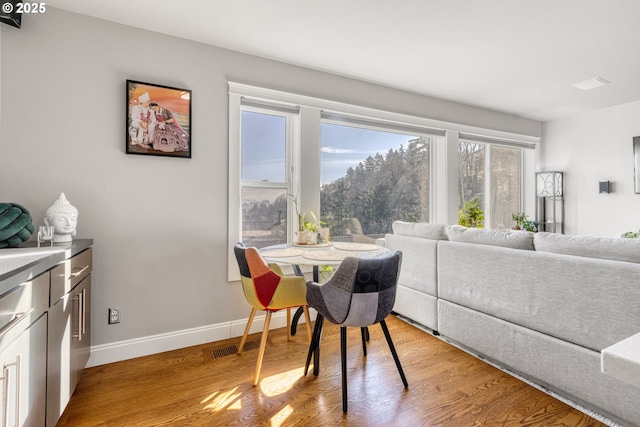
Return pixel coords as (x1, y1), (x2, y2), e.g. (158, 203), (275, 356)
(0, 239), (93, 296)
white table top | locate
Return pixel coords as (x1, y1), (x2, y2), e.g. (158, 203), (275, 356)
(260, 242), (391, 266)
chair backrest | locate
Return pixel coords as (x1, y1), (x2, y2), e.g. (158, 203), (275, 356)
(343, 217), (364, 235)
(342, 251), (402, 327)
(234, 242), (251, 278)
(233, 242), (282, 310)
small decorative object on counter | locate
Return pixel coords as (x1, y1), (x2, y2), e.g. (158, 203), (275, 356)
(44, 193), (78, 243)
(37, 225), (55, 247)
(0, 202), (35, 248)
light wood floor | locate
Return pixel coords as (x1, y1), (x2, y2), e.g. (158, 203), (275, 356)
(58, 315), (607, 426)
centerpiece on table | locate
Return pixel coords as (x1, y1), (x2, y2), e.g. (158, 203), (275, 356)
(289, 193), (329, 245)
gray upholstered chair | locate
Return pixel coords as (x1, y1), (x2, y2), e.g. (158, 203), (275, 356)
(304, 251), (407, 412)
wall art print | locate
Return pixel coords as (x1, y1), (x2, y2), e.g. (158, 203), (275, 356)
(126, 80), (191, 158)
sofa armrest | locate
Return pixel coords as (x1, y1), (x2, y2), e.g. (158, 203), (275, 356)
(602, 332), (640, 388)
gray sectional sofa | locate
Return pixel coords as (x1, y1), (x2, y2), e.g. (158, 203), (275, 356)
(383, 221), (640, 427)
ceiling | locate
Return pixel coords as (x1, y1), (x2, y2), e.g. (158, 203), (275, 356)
(45, 0), (640, 122)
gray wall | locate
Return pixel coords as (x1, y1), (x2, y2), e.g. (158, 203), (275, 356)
(0, 8), (540, 360)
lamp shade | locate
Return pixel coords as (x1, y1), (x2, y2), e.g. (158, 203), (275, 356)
(536, 171), (563, 197)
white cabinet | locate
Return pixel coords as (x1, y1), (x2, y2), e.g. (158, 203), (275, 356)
(0, 272), (49, 427)
(0, 240), (93, 426)
(46, 248), (92, 427)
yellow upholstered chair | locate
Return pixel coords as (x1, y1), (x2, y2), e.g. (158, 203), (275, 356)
(233, 242), (312, 385)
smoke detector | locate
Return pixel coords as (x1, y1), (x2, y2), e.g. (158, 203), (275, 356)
(572, 77), (610, 90)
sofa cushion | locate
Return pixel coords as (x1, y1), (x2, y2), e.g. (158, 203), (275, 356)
(534, 232), (640, 264)
(448, 225), (535, 250)
(391, 221), (448, 240)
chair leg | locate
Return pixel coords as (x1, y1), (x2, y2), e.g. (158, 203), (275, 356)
(360, 327), (368, 357)
(286, 307), (292, 341)
(304, 314), (324, 376)
(252, 311), (272, 386)
(341, 326), (348, 413)
(312, 315), (325, 376)
(238, 307), (257, 355)
(302, 306), (312, 342)
(380, 319), (408, 389)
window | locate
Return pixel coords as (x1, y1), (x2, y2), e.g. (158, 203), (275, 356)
(320, 121), (434, 242)
(238, 104), (299, 249)
(490, 145), (522, 229)
(228, 83), (539, 280)
(458, 135), (531, 229)
(458, 141), (486, 226)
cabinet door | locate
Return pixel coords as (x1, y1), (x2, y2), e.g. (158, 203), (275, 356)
(0, 315), (47, 427)
(70, 276), (91, 390)
(46, 294), (70, 427)
(46, 274), (91, 427)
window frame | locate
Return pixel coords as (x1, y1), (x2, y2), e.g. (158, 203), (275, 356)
(239, 104), (298, 244)
(228, 93), (301, 280)
(228, 82), (540, 281)
(458, 134), (536, 229)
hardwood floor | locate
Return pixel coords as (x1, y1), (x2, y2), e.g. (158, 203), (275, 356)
(58, 315), (607, 426)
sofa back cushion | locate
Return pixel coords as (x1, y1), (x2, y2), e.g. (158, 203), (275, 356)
(438, 240), (640, 351)
(392, 221), (448, 240)
(534, 232), (640, 264)
(384, 233), (438, 296)
(448, 225), (535, 250)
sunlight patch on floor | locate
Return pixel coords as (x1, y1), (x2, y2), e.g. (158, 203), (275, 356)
(260, 367), (304, 397)
(270, 404), (294, 427)
(201, 387), (242, 411)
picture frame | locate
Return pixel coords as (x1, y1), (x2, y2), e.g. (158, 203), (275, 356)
(634, 136), (640, 194)
(126, 80), (191, 158)
(0, 0), (22, 28)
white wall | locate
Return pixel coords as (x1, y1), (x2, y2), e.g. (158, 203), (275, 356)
(0, 8), (541, 364)
(542, 101), (640, 237)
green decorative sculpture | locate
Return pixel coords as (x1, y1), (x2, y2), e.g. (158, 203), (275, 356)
(0, 202), (35, 248)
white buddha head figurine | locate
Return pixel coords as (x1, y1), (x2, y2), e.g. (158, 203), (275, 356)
(44, 193), (78, 243)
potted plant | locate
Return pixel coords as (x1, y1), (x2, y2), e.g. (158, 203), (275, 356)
(303, 211), (330, 244)
(288, 193), (308, 244)
(458, 197), (484, 228)
(511, 212), (538, 232)
(288, 193), (329, 244)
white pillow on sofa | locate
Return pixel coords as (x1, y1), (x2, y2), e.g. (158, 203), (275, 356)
(391, 221), (449, 240)
(448, 225), (535, 250)
(534, 232), (640, 264)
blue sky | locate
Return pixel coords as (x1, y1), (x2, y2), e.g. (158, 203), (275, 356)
(320, 123), (415, 184)
(241, 111), (416, 184)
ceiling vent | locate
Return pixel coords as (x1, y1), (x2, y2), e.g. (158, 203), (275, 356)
(572, 77), (610, 90)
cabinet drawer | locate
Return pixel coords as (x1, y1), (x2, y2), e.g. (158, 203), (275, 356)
(50, 248), (92, 304)
(0, 271), (49, 351)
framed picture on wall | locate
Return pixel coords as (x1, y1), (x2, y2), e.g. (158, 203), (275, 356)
(635, 136), (640, 194)
(126, 80), (192, 158)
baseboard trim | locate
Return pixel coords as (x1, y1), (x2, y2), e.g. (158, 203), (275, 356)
(87, 309), (315, 367)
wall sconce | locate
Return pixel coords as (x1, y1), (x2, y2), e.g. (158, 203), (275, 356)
(536, 171), (563, 197)
(599, 181), (611, 194)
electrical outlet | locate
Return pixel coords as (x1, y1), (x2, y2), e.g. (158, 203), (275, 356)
(108, 308), (120, 324)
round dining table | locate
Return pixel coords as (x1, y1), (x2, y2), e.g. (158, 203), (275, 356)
(260, 241), (391, 335)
